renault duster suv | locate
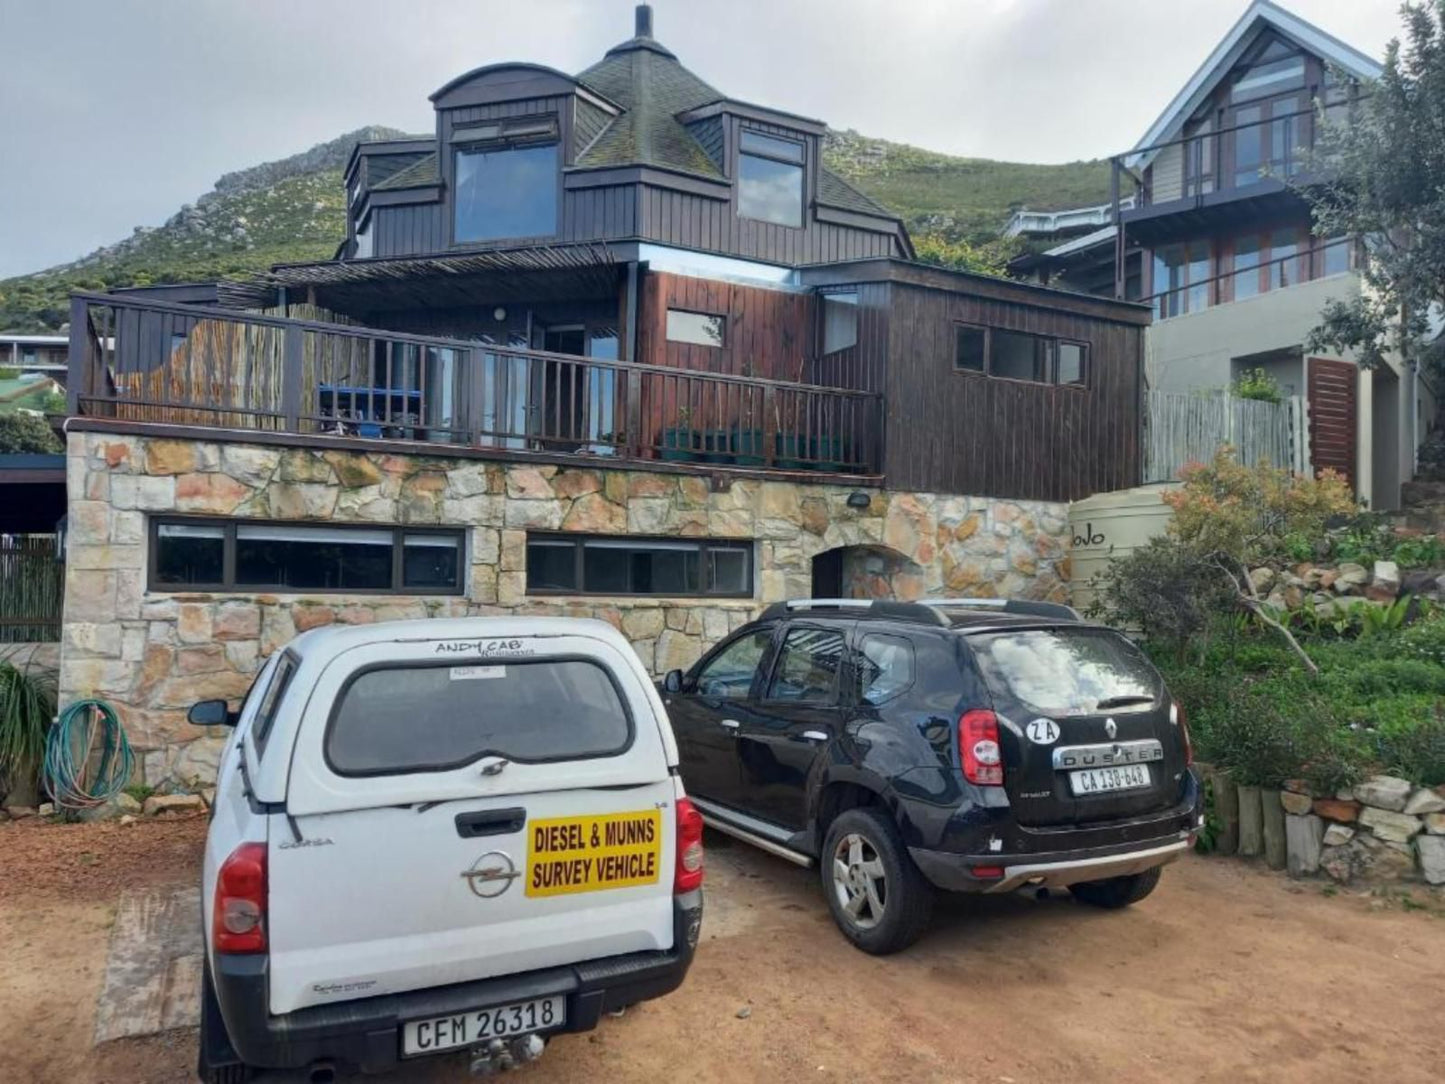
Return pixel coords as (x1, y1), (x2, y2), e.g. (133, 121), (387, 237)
(661, 599), (1200, 954)
(193, 618), (703, 1081)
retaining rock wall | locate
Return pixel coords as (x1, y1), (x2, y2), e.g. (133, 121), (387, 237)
(61, 432), (1070, 789)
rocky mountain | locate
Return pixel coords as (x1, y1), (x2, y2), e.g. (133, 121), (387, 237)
(0, 125), (1109, 333)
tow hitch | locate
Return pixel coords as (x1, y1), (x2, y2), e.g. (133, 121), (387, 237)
(468, 1034), (546, 1075)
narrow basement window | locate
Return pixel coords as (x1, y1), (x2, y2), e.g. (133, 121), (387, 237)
(149, 518), (464, 594)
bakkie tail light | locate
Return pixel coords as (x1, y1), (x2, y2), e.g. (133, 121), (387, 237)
(213, 842), (268, 954)
(960, 709), (1004, 786)
(674, 797), (705, 894)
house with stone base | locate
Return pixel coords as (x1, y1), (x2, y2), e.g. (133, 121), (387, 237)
(60, 5), (1147, 787)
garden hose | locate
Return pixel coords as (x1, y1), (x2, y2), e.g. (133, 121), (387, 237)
(42, 699), (135, 810)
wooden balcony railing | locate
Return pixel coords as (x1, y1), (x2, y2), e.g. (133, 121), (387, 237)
(67, 292), (882, 475)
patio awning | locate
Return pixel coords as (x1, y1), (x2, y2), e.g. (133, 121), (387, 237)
(219, 242), (623, 314)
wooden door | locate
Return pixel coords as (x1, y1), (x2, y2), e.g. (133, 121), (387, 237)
(1307, 357), (1357, 488)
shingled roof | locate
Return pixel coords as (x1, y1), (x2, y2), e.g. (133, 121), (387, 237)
(573, 24), (723, 178)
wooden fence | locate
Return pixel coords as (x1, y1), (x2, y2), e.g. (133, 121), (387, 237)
(0, 536), (64, 643)
(1144, 390), (1306, 483)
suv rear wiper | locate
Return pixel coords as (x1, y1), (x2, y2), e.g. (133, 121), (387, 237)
(1093, 695), (1156, 710)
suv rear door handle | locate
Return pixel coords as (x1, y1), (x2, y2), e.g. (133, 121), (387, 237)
(455, 808), (526, 839)
(720, 718), (741, 730)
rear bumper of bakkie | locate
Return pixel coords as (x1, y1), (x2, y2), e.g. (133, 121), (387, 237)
(209, 892), (702, 1074)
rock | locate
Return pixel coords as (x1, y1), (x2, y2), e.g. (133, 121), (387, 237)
(1426, 813), (1445, 835)
(1312, 798), (1361, 822)
(1237, 784), (1264, 858)
(1372, 559), (1401, 594)
(1285, 814), (1324, 876)
(1261, 789), (1287, 870)
(115, 792), (142, 815)
(1353, 775), (1413, 812)
(119, 815), (137, 827)
(142, 793), (206, 817)
(1336, 562), (1369, 587)
(1358, 806), (1423, 845)
(1248, 567), (1276, 593)
(1418, 836), (1445, 885)
(37, 802), (55, 817)
(1317, 569), (1339, 590)
(1280, 790), (1314, 815)
(1322, 823), (1355, 846)
(735, 1007), (752, 1020)
(1402, 788), (1445, 816)
(1319, 843), (1359, 883)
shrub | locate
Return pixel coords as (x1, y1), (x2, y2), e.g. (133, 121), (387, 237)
(1373, 705), (1445, 786)
(1164, 447), (1356, 561)
(1232, 367), (1283, 404)
(0, 412), (62, 454)
(1087, 538), (1236, 654)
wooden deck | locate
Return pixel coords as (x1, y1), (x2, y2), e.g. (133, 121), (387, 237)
(68, 292), (883, 478)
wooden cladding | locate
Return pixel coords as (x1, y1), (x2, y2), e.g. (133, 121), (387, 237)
(1307, 356), (1357, 488)
(638, 272), (813, 383)
(883, 283), (1144, 502)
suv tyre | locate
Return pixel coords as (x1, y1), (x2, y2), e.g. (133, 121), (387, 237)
(1069, 867), (1161, 909)
(820, 808), (932, 954)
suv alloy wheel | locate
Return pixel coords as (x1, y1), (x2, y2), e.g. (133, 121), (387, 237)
(819, 809), (932, 954)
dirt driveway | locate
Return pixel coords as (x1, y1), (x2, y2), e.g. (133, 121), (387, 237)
(2, 816), (1443, 1084)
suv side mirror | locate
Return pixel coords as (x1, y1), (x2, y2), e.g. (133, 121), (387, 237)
(188, 698), (238, 727)
(662, 669), (685, 694)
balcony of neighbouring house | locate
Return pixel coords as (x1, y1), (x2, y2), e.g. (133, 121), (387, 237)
(1113, 100), (1346, 247)
(64, 290), (883, 479)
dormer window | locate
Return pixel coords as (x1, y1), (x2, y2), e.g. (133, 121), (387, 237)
(738, 129), (804, 228)
(453, 117), (559, 243)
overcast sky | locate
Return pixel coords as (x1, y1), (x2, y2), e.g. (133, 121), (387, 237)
(0, 0), (1405, 279)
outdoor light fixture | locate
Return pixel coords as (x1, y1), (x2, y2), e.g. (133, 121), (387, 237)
(846, 491), (871, 509)
(493, 307), (507, 321)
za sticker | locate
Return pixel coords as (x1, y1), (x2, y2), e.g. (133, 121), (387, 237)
(1025, 718), (1060, 745)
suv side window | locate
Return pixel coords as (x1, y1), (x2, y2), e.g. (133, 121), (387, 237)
(765, 626), (845, 703)
(695, 629), (772, 699)
(854, 633), (916, 705)
(251, 652), (298, 760)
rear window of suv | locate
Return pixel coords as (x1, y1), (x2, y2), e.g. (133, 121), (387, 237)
(325, 658), (633, 775)
(968, 628), (1161, 716)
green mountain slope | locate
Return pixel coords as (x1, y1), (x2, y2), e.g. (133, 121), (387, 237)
(0, 126), (1110, 333)
(825, 130), (1111, 243)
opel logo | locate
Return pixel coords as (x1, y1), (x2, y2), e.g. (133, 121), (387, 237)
(460, 851), (520, 899)
(1104, 717), (1118, 740)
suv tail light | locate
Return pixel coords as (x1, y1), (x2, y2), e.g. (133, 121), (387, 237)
(674, 797), (705, 894)
(1172, 700), (1194, 767)
(213, 842), (268, 954)
(960, 710), (1004, 786)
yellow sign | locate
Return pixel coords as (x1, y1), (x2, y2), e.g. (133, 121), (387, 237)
(525, 809), (663, 897)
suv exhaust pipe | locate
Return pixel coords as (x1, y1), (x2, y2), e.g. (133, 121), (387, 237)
(468, 1034), (546, 1075)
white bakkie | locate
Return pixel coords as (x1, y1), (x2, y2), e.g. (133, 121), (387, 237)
(195, 618), (704, 1083)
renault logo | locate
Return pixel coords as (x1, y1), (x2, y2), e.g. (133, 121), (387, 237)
(460, 851), (520, 898)
(1104, 717), (1118, 739)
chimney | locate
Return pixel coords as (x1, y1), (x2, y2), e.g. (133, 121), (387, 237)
(635, 3), (653, 39)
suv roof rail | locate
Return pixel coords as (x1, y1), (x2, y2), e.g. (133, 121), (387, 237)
(918, 598), (1081, 621)
(759, 599), (949, 626)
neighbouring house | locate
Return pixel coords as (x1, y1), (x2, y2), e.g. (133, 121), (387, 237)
(1010, 0), (1437, 509)
(58, 4), (1149, 783)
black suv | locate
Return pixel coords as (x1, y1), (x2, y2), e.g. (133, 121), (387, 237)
(660, 598), (1202, 953)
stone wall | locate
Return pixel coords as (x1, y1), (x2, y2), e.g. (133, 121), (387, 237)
(61, 431), (1069, 787)
(1206, 768), (1445, 887)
